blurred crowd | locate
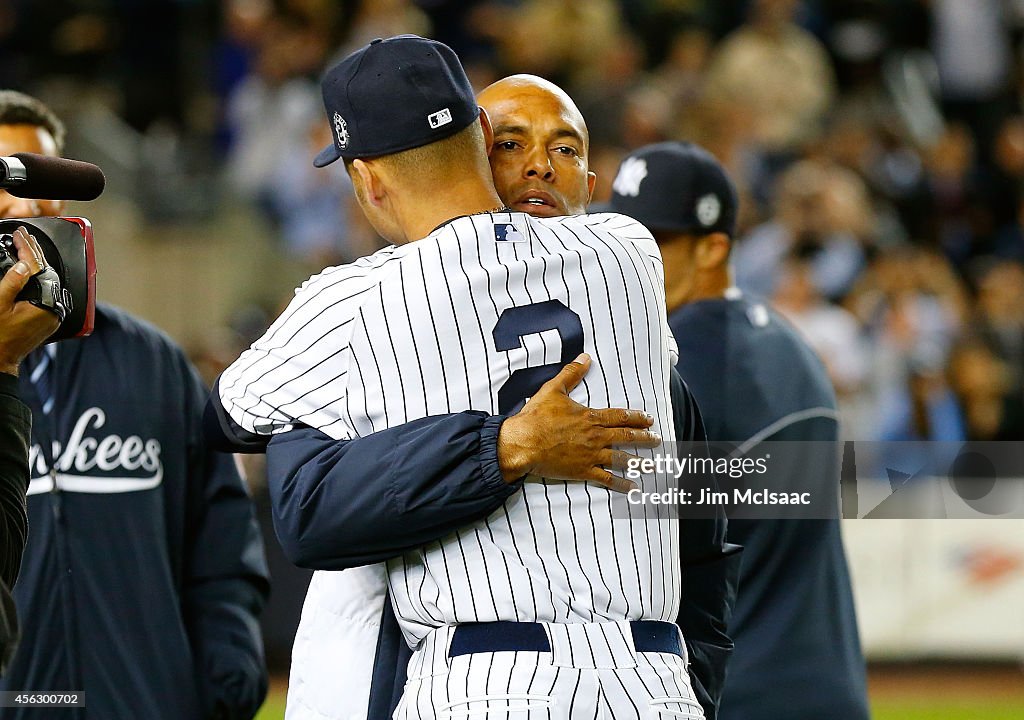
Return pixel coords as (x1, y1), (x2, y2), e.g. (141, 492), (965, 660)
(3, 0), (1024, 443)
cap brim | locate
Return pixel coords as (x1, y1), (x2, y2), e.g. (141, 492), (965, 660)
(313, 143), (341, 168)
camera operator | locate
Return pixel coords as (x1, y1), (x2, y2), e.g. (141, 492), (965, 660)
(0, 90), (270, 720)
(0, 227), (60, 675)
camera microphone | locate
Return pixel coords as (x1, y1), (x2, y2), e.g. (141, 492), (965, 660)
(0, 152), (106, 201)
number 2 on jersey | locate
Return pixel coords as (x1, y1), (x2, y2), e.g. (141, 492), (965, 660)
(492, 299), (584, 414)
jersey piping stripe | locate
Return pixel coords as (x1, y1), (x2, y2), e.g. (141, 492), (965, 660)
(733, 407), (840, 455)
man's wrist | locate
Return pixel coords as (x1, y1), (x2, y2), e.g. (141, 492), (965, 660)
(496, 414), (534, 483)
(0, 363), (18, 377)
(478, 415), (524, 496)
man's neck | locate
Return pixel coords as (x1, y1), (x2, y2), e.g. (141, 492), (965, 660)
(397, 177), (505, 243)
(666, 267), (732, 314)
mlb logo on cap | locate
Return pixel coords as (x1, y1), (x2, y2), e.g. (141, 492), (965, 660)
(429, 108), (453, 129)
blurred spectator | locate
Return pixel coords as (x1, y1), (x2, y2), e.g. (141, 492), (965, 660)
(772, 251), (869, 430)
(220, 6), (391, 269)
(333, 0), (430, 60)
(620, 84), (673, 149)
(213, 0), (275, 151)
(820, 110), (927, 248)
(972, 259), (1024, 392)
(988, 114), (1024, 248)
(267, 118), (384, 268)
(847, 247), (968, 440)
(224, 10), (325, 202)
(495, 0), (625, 88)
(651, 26), (713, 117)
(825, 0), (890, 92)
(877, 359), (965, 441)
(850, 249), (967, 361)
(682, 97), (765, 216)
(930, 0), (1016, 161)
(734, 159), (869, 300)
(573, 30), (646, 152)
(704, 0), (837, 158)
(949, 340), (1024, 441)
(922, 123), (986, 264)
(413, 0), (495, 64)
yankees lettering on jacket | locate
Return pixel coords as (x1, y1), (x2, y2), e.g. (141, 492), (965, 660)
(2, 304), (270, 720)
(27, 407), (163, 494)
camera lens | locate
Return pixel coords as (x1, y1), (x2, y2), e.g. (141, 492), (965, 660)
(0, 235), (14, 274)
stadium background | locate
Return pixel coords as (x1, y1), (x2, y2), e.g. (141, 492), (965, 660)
(3, 0), (1023, 718)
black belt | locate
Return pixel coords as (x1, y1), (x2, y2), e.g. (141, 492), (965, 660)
(448, 620), (682, 658)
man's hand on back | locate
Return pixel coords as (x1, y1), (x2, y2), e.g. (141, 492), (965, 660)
(498, 353), (660, 493)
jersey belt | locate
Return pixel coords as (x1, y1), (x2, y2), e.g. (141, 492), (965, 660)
(447, 620), (682, 658)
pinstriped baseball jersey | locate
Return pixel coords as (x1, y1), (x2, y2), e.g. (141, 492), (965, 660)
(219, 210), (680, 645)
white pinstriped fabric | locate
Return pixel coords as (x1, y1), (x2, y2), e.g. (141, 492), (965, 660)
(220, 211), (699, 719)
(397, 624), (702, 720)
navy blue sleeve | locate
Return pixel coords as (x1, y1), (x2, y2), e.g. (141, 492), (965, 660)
(678, 542), (742, 720)
(670, 367), (741, 720)
(182, 367), (271, 720)
(0, 372), (29, 590)
(671, 367), (729, 561)
(265, 413), (522, 570)
(203, 377), (270, 453)
(0, 372), (29, 676)
(368, 591), (412, 720)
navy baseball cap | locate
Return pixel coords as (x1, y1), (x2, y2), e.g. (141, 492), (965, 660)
(313, 35), (481, 167)
(605, 141), (738, 237)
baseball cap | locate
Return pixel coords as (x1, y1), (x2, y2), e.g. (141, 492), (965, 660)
(605, 141), (738, 237)
(313, 35), (481, 167)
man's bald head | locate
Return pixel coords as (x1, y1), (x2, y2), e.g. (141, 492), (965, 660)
(479, 74), (595, 216)
(479, 75), (591, 153)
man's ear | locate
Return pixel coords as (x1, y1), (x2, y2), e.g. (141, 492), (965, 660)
(479, 107), (494, 154)
(351, 158), (385, 207)
(696, 232), (731, 269)
(586, 171), (597, 201)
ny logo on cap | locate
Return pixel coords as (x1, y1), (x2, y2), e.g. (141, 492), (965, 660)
(428, 108), (453, 129)
(334, 112), (349, 149)
(613, 157), (648, 197)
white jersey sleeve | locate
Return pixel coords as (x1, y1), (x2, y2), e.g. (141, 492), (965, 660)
(217, 247), (401, 439)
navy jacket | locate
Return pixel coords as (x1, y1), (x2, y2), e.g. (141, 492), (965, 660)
(0, 372), (31, 675)
(248, 367), (740, 720)
(0, 372), (29, 589)
(1, 305), (270, 720)
(672, 292), (869, 720)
